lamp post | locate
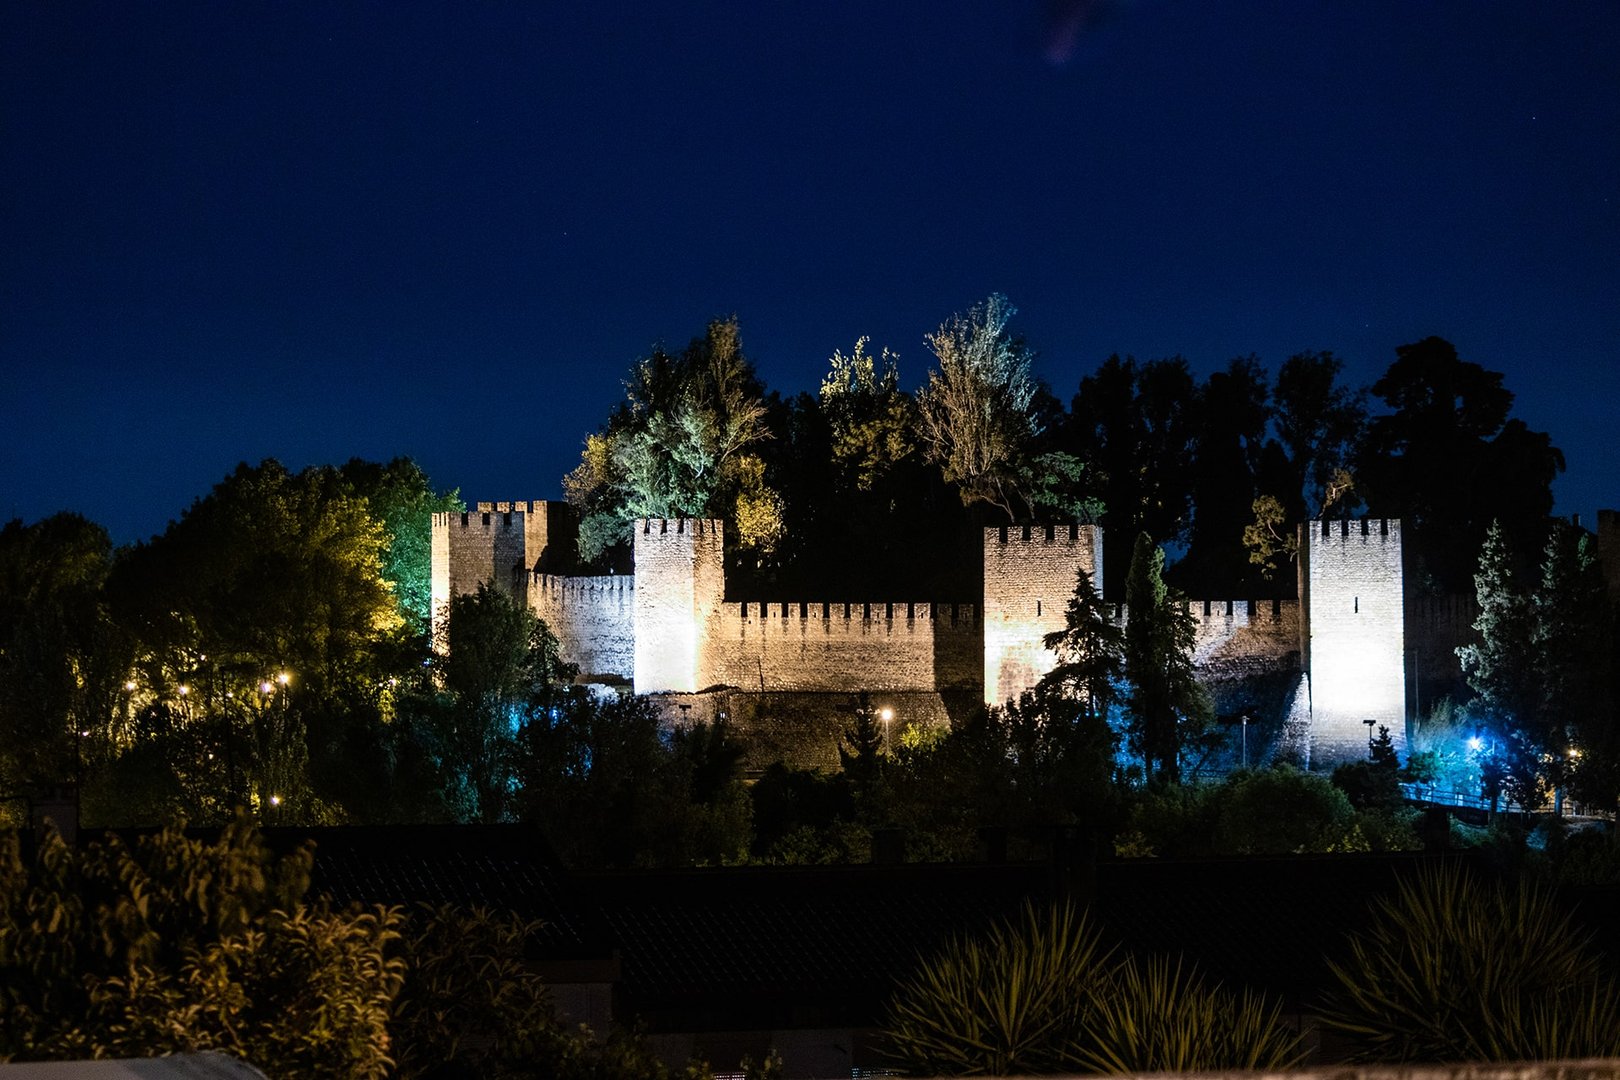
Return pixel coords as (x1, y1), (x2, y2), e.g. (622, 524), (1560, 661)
(880, 706), (893, 754)
(1240, 714), (1248, 769)
(1364, 717), (1376, 759)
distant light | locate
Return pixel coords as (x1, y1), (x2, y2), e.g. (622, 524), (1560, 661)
(199, 654), (207, 661)
(269, 795), (280, 807)
(123, 680), (136, 692)
(78, 730), (89, 738)
(1568, 748), (1582, 759)
(880, 707), (894, 722)
(1467, 736), (1484, 752)
(178, 684), (190, 696)
(276, 672), (289, 686)
(260, 681), (273, 694)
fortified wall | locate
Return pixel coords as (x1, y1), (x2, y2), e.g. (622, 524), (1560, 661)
(431, 502), (1418, 768)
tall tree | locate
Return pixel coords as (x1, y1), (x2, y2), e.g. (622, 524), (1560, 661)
(1532, 522), (1616, 810)
(339, 458), (462, 632)
(1065, 356), (1200, 594)
(1271, 351), (1367, 519)
(1457, 521), (1546, 807)
(0, 514), (125, 814)
(1123, 533), (1213, 784)
(916, 294), (1040, 521)
(1359, 337), (1563, 592)
(1179, 357), (1271, 594)
(564, 316), (774, 563)
(1041, 564), (1124, 726)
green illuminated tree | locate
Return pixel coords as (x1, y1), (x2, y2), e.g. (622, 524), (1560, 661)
(339, 457), (462, 632)
(564, 316), (773, 562)
(820, 337), (918, 495)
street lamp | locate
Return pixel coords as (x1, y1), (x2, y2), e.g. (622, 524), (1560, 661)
(880, 706), (894, 753)
(1363, 717), (1376, 758)
(1240, 714), (1249, 769)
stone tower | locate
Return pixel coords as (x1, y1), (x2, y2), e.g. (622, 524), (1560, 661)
(982, 524), (1104, 706)
(633, 518), (725, 693)
(428, 500), (574, 645)
(1301, 518), (1406, 765)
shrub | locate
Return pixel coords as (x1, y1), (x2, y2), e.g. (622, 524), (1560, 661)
(883, 902), (1112, 1076)
(1321, 862), (1620, 1061)
(0, 821), (402, 1077)
(1074, 954), (1303, 1074)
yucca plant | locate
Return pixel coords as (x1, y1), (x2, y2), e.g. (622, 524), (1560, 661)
(882, 901), (1113, 1076)
(1072, 954), (1304, 1074)
(1321, 862), (1620, 1062)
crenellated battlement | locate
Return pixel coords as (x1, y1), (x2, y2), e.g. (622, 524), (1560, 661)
(535, 573), (632, 596)
(989, 523), (1095, 546)
(1306, 517), (1400, 544)
(638, 517), (723, 539)
(720, 600), (979, 625)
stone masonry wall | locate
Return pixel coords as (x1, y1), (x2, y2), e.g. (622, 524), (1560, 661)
(634, 518), (725, 693)
(429, 505), (533, 641)
(1303, 518), (1406, 765)
(713, 602), (981, 693)
(1180, 597), (1301, 681)
(983, 524), (1103, 706)
(533, 574), (634, 684)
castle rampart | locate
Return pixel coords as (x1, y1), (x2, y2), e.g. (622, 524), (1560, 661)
(428, 502), (1455, 769)
(533, 574), (634, 684)
(714, 601), (981, 693)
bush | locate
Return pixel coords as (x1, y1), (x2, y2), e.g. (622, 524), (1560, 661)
(883, 902), (1301, 1075)
(1321, 862), (1620, 1061)
(883, 902), (1112, 1076)
(1076, 954), (1303, 1074)
(0, 821), (402, 1077)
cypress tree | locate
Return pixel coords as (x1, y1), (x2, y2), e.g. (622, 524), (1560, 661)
(1123, 533), (1212, 783)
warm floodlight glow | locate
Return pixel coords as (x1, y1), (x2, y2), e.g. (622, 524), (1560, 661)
(880, 707), (894, 722)
(276, 672), (290, 685)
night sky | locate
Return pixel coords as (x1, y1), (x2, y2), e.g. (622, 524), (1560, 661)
(4, 2), (1616, 545)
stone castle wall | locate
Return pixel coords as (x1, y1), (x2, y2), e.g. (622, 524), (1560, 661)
(534, 574), (634, 684)
(1178, 597), (1301, 681)
(714, 601), (982, 693)
(429, 502), (1507, 769)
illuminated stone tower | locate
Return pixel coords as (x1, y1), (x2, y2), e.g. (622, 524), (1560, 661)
(1301, 518), (1406, 765)
(429, 500), (572, 646)
(982, 524), (1104, 707)
(633, 518), (725, 693)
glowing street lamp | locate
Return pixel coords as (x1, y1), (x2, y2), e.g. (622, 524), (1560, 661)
(880, 706), (894, 752)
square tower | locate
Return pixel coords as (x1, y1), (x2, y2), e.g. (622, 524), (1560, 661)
(633, 518), (725, 693)
(1301, 518), (1406, 766)
(982, 524), (1104, 707)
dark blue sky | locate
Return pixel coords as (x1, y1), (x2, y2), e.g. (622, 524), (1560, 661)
(4, 1), (1616, 544)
